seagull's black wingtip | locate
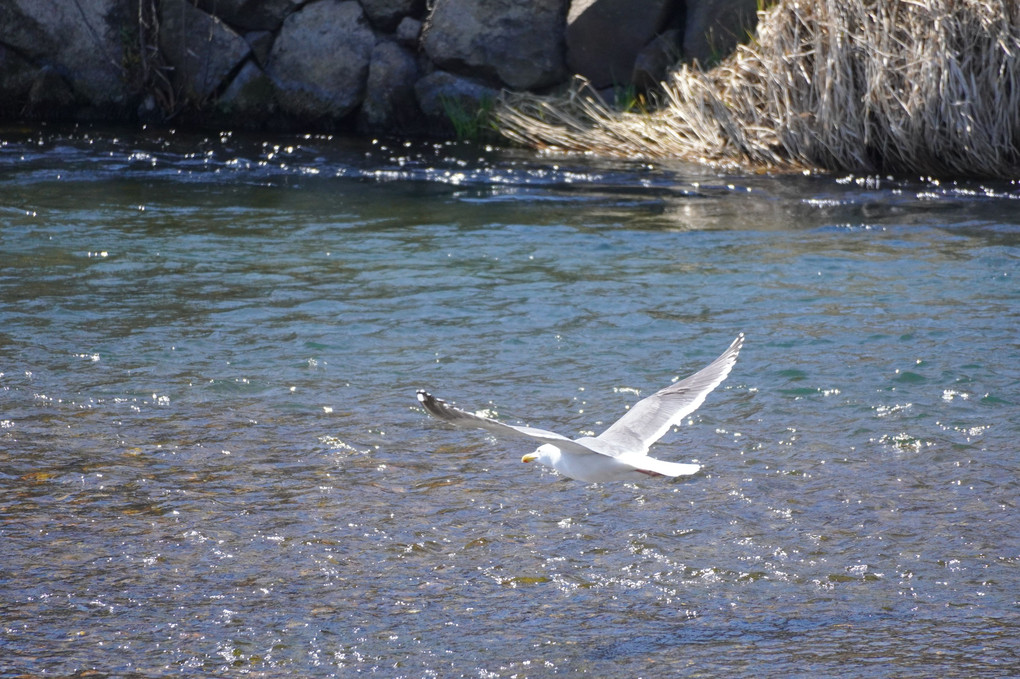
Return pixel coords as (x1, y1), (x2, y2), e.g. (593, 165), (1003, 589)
(416, 390), (447, 419)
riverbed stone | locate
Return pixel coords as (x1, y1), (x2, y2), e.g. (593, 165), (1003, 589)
(683, 0), (759, 66)
(160, 0), (251, 103)
(0, 0), (128, 113)
(358, 40), (421, 133)
(268, 0), (375, 122)
(566, 0), (673, 89)
(422, 0), (567, 90)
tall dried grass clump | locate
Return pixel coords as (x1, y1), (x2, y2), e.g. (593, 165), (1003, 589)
(495, 0), (1020, 176)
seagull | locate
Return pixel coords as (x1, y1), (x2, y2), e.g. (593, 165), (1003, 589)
(417, 334), (743, 482)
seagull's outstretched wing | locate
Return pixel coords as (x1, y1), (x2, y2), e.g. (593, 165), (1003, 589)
(417, 390), (599, 457)
(596, 334), (744, 454)
(622, 455), (702, 477)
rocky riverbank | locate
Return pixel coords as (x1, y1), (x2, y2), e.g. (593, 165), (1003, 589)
(499, 0), (1020, 177)
(0, 0), (756, 136)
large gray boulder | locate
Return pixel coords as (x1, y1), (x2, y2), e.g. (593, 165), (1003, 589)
(0, 2), (56, 56)
(683, 0), (759, 66)
(358, 40), (421, 133)
(0, 0), (128, 113)
(565, 0), (673, 89)
(422, 0), (567, 90)
(267, 0), (376, 121)
(159, 0), (251, 103)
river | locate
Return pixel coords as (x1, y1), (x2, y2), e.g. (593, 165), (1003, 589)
(1, 126), (1018, 677)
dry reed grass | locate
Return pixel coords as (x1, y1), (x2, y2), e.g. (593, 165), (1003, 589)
(495, 0), (1020, 176)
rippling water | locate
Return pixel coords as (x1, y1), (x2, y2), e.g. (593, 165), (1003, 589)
(1, 127), (1018, 677)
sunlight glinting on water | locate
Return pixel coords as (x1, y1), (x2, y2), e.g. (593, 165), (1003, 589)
(0, 128), (1017, 676)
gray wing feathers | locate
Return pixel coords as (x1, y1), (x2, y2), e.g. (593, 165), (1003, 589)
(596, 334), (744, 453)
(416, 390), (599, 456)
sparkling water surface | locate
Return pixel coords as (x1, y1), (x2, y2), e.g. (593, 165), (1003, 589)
(1, 128), (1018, 677)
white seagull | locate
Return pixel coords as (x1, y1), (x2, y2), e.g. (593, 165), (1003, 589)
(417, 334), (743, 482)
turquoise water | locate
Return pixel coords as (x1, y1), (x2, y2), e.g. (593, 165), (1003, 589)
(1, 128), (1018, 677)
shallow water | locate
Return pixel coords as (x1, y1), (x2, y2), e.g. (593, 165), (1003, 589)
(1, 127), (1018, 677)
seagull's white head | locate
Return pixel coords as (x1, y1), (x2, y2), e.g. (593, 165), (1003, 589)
(521, 444), (559, 467)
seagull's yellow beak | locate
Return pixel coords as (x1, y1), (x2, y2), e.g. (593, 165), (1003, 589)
(521, 453), (538, 463)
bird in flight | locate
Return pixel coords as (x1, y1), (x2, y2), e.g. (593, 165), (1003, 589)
(417, 334), (743, 482)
